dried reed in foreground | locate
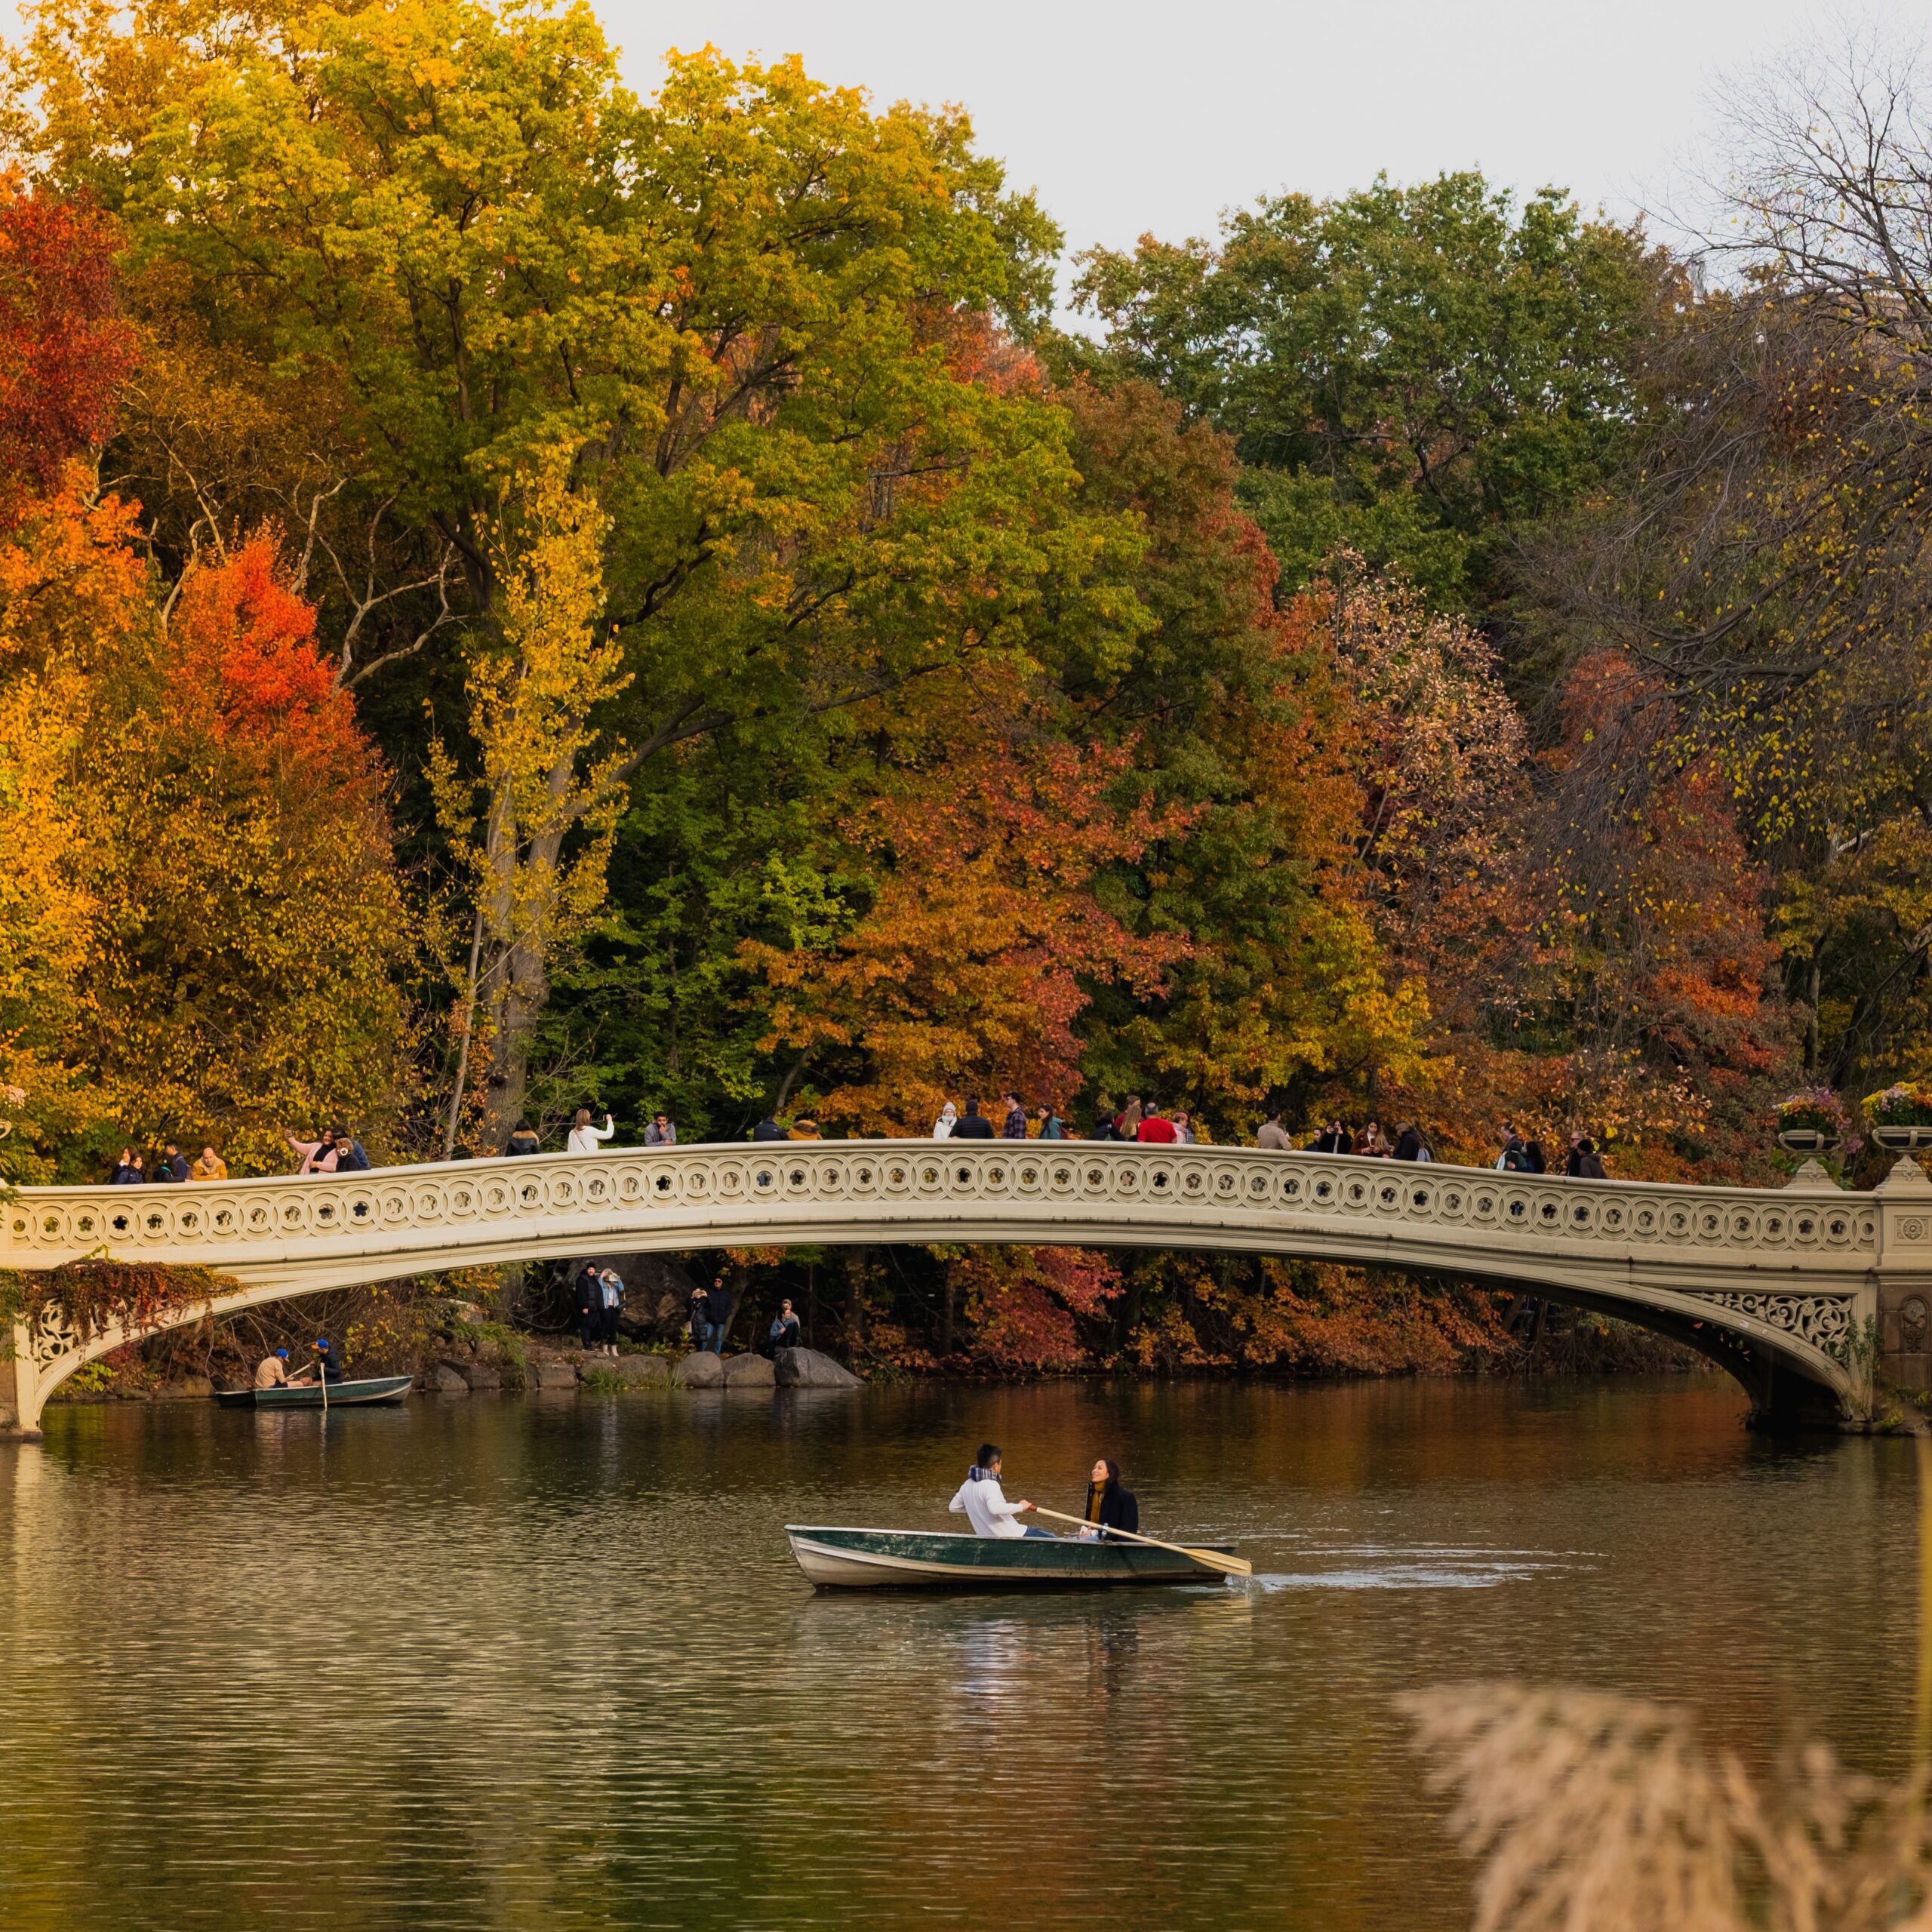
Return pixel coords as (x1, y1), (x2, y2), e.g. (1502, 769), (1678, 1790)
(1404, 1683), (1932, 1931)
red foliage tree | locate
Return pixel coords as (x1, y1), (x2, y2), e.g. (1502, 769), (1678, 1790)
(0, 179), (136, 494)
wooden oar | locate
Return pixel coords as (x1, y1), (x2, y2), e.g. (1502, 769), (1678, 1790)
(1026, 1506), (1253, 1580)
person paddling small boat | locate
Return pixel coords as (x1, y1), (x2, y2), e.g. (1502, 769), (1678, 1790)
(1076, 1459), (1139, 1541)
(947, 1444), (1056, 1540)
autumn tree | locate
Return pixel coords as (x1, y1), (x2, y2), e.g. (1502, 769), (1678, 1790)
(11, 4), (1146, 1135)
(430, 451), (627, 1149)
(1074, 174), (1678, 613)
(743, 668), (1194, 1134)
(1055, 377), (1433, 1135)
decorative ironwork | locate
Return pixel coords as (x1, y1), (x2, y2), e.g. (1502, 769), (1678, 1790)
(1697, 1291), (1854, 1352)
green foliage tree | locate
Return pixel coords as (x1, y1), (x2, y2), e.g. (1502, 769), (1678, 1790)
(10, 0), (1146, 1133)
(1074, 173), (1678, 616)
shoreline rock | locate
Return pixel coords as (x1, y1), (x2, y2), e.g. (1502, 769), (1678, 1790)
(775, 1347), (862, 1389)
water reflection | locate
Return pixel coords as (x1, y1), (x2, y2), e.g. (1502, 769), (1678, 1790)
(0, 1377), (1915, 1932)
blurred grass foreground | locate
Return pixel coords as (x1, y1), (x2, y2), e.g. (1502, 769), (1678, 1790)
(1405, 1443), (1932, 1931)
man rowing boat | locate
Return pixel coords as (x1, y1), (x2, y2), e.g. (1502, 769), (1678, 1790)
(948, 1444), (1055, 1540)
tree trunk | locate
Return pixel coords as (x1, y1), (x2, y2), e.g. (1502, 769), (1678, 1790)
(475, 766), (571, 1155)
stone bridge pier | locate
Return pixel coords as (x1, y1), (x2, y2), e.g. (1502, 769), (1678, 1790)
(4, 1143), (1931, 1435)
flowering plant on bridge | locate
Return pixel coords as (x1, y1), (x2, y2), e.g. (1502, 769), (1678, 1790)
(1862, 1082), (1932, 1128)
(1774, 1088), (1856, 1146)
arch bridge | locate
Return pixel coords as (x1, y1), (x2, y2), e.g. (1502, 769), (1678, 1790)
(5, 1143), (1931, 1435)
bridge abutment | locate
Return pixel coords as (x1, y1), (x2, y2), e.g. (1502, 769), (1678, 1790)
(0, 1324), (41, 1440)
(1873, 1158), (1932, 1415)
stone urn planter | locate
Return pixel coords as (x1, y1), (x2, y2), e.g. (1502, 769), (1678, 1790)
(1774, 1089), (1854, 1164)
(1863, 1083), (1932, 1153)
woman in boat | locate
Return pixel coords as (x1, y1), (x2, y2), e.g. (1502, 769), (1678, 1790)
(1077, 1459), (1140, 1540)
(949, 1444), (1052, 1539)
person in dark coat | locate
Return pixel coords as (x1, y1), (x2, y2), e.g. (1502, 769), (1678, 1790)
(1000, 1093), (1027, 1139)
(153, 1140), (189, 1183)
(751, 1114), (786, 1141)
(1078, 1458), (1140, 1540)
(574, 1263), (603, 1352)
(1574, 1136), (1607, 1180)
(949, 1099), (995, 1140)
(505, 1121), (540, 1156)
(688, 1281), (724, 1353)
(1392, 1123), (1424, 1161)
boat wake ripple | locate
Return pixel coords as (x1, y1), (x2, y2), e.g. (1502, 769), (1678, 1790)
(1243, 1544), (1595, 1592)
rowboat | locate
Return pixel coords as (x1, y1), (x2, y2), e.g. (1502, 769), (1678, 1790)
(216, 1374), (414, 1410)
(786, 1524), (1235, 1591)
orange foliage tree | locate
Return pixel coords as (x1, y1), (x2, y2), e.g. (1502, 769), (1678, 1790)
(746, 671), (1196, 1134)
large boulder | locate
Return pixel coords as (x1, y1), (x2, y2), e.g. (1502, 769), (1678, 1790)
(672, 1350), (724, 1389)
(527, 1356), (580, 1392)
(430, 1362), (469, 1394)
(458, 1358), (501, 1392)
(721, 1352), (777, 1389)
(774, 1347), (861, 1389)
(607, 1352), (669, 1388)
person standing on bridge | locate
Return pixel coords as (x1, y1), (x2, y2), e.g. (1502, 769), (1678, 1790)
(1257, 1110), (1292, 1151)
(1137, 1103), (1178, 1145)
(286, 1128), (338, 1174)
(504, 1120), (541, 1157)
(950, 1100), (995, 1140)
(752, 1112), (786, 1141)
(645, 1112), (676, 1146)
(191, 1145), (227, 1181)
(932, 1101), (958, 1140)
(1573, 1136), (1607, 1180)
(1115, 1096), (1143, 1140)
(1001, 1093), (1027, 1140)
(108, 1147), (143, 1183)
(568, 1108), (615, 1154)
(1037, 1103), (1066, 1140)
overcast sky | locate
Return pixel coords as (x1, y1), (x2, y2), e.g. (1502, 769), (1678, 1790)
(608, 0), (1865, 309)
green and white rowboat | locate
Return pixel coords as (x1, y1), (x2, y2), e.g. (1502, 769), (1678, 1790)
(216, 1374), (414, 1410)
(786, 1524), (1235, 1590)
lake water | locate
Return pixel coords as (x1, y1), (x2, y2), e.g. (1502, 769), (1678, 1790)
(0, 1377), (1914, 1930)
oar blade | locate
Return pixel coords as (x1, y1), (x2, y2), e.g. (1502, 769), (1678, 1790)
(1183, 1547), (1253, 1579)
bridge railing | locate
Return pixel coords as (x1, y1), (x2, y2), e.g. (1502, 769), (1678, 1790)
(0, 1140), (1881, 1274)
